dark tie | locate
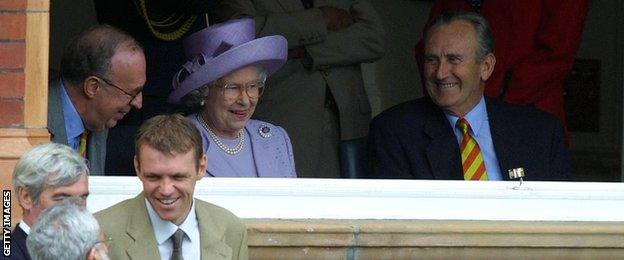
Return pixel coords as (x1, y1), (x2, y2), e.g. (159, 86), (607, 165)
(301, 0), (313, 9)
(171, 229), (185, 260)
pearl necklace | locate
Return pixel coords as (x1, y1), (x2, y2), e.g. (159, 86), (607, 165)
(196, 114), (244, 155)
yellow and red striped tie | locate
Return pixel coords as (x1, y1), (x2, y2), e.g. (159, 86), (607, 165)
(456, 118), (488, 180)
(78, 131), (88, 158)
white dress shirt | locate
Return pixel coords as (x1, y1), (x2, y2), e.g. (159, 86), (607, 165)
(18, 220), (31, 234)
(145, 199), (201, 260)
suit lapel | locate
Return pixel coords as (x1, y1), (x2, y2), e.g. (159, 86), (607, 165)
(12, 223), (31, 260)
(87, 130), (107, 175)
(486, 98), (514, 180)
(47, 80), (68, 145)
(125, 194), (162, 260)
(196, 201), (233, 260)
(423, 107), (463, 180)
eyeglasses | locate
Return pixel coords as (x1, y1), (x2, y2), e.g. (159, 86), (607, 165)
(94, 75), (141, 103)
(217, 80), (266, 101)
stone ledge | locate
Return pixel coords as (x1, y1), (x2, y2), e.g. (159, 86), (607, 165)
(244, 219), (624, 259)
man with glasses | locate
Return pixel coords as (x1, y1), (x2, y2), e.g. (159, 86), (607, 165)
(48, 24), (146, 175)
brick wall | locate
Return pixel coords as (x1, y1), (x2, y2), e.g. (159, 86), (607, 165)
(0, 0), (27, 127)
(0, 0), (50, 224)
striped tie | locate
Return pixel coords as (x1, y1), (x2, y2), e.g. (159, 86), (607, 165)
(456, 118), (488, 180)
(78, 131), (88, 158)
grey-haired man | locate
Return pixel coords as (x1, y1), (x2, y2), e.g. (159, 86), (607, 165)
(27, 196), (109, 260)
(8, 143), (90, 260)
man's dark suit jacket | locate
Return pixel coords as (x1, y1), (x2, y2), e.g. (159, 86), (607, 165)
(368, 97), (572, 181)
(7, 224), (31, 260)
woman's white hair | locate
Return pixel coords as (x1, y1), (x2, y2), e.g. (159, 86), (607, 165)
(12, 142), (89, 205)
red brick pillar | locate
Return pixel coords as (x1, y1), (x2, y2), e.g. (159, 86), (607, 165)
(0, 1), (26, 126)
(0, 0), (50, 224)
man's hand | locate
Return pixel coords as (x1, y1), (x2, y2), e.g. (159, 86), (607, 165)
(319, 6), (354, 31)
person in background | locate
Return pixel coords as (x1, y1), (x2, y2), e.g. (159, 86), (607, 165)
(94, 0), (221, 174)
(96, 114), (248, 260)
(9, 143), (90, 260)
(415, 0), (589, 129)
(168, 18), (296, 177)
(26, 197), (109, 260)
(49, 24), (146, 174)
(369, 11), (572, 181)
(214, 0), (385, 178)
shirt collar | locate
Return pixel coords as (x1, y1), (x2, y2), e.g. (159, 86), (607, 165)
(60, 80), (85, 140)
(445, 96), (487, 137)
(145, 198), (197, 245)
(19, 220), (31, 235)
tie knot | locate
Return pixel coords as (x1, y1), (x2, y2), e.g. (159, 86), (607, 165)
(456, 118), (471, 134)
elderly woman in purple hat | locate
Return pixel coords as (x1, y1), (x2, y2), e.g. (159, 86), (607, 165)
(168, 18), (296, 177)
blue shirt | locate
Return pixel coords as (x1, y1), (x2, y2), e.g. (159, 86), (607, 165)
(445, 97), (502, 180)
(60, 81), (85, 150)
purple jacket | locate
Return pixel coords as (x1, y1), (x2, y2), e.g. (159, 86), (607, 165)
(188, 115), (296, 177)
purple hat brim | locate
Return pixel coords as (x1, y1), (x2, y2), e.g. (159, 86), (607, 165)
(168, 35), (287, 104)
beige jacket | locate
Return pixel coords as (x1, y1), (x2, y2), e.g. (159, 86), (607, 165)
(95, 193), (248, 260)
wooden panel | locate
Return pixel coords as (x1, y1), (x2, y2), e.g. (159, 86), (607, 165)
(26, 0), (48, 11)
(23, 4), (48, 128)
(0, 128), (50, 223)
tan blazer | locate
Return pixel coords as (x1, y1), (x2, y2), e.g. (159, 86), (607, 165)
(95, 193), (248, 260)
(214, 0), (385, 178)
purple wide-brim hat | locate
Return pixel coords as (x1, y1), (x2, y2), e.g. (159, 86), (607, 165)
(168, 18), (288, 104)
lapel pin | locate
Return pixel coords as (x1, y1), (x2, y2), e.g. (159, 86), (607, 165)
(258, 125), (272, 138)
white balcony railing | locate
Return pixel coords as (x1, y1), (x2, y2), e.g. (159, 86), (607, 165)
(87, 177), (624, 221)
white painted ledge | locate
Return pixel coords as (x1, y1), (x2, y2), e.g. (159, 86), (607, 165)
(87, 177), (624, 222)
